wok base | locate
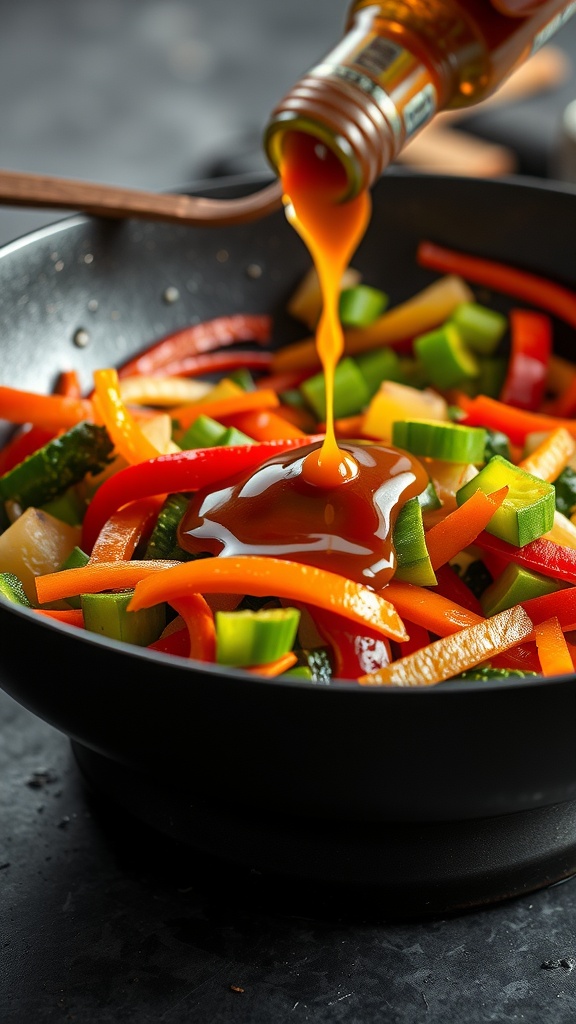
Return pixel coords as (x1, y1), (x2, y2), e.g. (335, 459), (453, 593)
(72, 741), (576, 919)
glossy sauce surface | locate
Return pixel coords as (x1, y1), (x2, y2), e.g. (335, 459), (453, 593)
(179, 440), (428, 589)
(179, 130), (430, 586)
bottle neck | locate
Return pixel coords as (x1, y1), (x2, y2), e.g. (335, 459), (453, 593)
(264, 6), (438, 198)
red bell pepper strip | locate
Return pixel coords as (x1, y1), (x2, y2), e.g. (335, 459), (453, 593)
(454, 393), (576, 446)
(476, 532), (576, 586)
(395, 619), (431, 657)
(148, 624), (190, 657)
(305, 604), (392, 678)
(117, 314), (272, 378)
(0, 424), (55, 474)
(499, 309), (552, 411)
(518, 584), (576, 631)
(417, 241), (576, 331)
(128, 556), (409, 642)
(131, 349), (274, 380)
(81, 436), (321, 553)
(431, 564), (484, 616)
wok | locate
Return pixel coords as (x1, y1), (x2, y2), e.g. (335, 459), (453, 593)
(1, 169), (576, 916)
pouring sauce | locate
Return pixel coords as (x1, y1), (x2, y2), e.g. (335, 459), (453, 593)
(179, 131), (429, 587)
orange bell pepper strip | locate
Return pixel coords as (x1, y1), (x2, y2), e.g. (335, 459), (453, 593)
(517, 427), (576, 482)
(0, 385), (93, 432)
(34, 608), (85, 628)
(169, 388), (280, 432)
(424, 486), (508, 570)
(128, 556), (409, 642)
(35, 559), (181, 606)
(534, 615), (574, 677)
(88, 495), (166, 563)
(417, 241), (576, 331)
(92, 368), (163, 464)
(245, 651), (299, 676)
(227, 408), (308, 441)
(359, 605), (534, 687)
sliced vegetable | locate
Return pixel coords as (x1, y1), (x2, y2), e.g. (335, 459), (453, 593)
(413, 323), (479, 390)
(88, 495), (165, 563)
(448, 301), (507, 356)
(392, 419), (487, 464)
(517, 427), (575, 482)
(339, 284), (389, 326)
(127, 556), (409, 641)
(480, 562), (565, 617)
(359, 605), (534, 687)
(363, 381), (448, 443)
(81, 590), (166, 646)
(417, 241), (576, 332)
(534, 616), (574, 676)
(456, 455), (555, 547)
(393, 497), (437, 586)
(0, 571), (31, 607)
(0, 386), (93, 432)
(169, 388), (280, 433)
(117, 314), (272, 378)
(215, 607), (301, 667)
(92, 368), (164, 464)
(456, 393), (576, 446)
(499, 309), (552, 411)
(424, 486), (508, 570)
(0, 422), (113, 511)
(300, 356), (369, 420)
(35, 559), (181, 606)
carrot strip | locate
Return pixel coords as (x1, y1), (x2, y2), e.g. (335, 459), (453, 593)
(417, 241), (576, 330)
(34, 608), (85, 628)
(534, 616), (574, 676)
(128, 556), (409, 641)
(56, 369), (83, 399)
(88, 495), (165, 563)
(35, 560), (181, 605)
(359, 605), (534, 687)
(245, 651), (298, 676)
(0, 386), (93, 431)
(169, 389), (280, 431)
(167, 594), (216, 661)
(517, 427), (576, 481)
(424, 486), (508, 570)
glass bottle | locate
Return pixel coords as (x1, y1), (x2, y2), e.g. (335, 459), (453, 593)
(264, 0), (576, 198)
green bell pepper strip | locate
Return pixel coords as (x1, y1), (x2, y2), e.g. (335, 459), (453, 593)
(81, 437), (321, 553)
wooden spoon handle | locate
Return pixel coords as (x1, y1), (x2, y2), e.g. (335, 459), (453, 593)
(0, 169), (283, 226)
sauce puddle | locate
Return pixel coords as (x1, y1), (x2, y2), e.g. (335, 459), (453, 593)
(179, 130), (428, 588)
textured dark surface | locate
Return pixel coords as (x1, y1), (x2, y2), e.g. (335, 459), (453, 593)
(2, 2), (576, 1021)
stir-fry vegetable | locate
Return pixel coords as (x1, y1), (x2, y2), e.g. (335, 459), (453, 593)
(2, 241), (576, 685)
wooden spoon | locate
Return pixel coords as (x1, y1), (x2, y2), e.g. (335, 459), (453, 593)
(0, 169), (283, 227)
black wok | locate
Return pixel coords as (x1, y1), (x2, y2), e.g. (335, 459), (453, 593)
(1, 170), (576, 916)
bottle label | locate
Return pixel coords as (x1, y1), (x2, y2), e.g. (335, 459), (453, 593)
(532, 1), (576, 52)
(403, 84), (437, 137)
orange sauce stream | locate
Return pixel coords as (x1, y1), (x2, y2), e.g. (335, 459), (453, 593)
(279, 132), (371, 487)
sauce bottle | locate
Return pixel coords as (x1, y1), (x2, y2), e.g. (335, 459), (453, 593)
(264, 0), (576, 199)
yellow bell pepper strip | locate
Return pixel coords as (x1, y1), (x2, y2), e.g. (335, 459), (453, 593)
(88, 495), (166, 563)
(244, 651), (299, 677)
(359, 604), (534, 687)
(534, 616), (574, 676)
(35, 559), (181, 606)
(80, 437), (320, 554)
(517, 427), (576, 482)
(0, 385), (93, 432)
(270, 274), (474, 373)
(117, 314), (272, 378)
(455, 393), (576, 446)
(92, 368), (164, 464)
(417, 241), (576, 332)
(169, 388), (280, 433)
(475, 531), (576, 585)
(127, 556), (409, 642)
(424, 486), (508, 570)
(498, 309), (552, 411)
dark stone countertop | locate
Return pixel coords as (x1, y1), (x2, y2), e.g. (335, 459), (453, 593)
(2, 2), (576, 1020)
